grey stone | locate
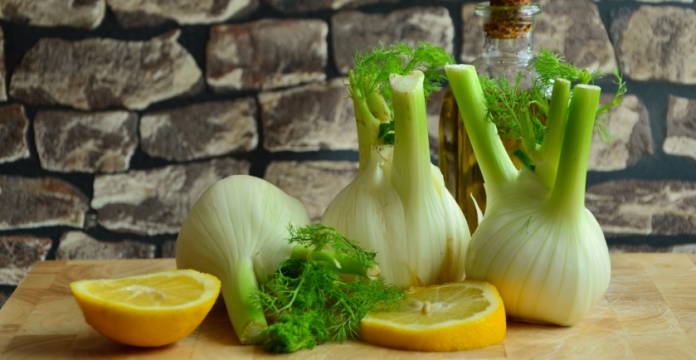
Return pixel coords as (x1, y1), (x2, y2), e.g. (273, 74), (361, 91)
(461, 0), (617, 74)
(611, 6), (696, 84)
(55, 231), (155, 260)
(162, 240), (176, 258)
(207, 19), (327, 92)
(0, 176), (89, 230)
(586, 180), (696, 236)
(672, 244), (696, 253)
(107, 0), (258, 28)
(262, 0), (396, 14)
(332, 7), (454, 74)
(265, 161), (359, 222)
(0, 289), (7, 309)
(0, 27), (5, 102)
(259, 78), (357, 152)
(10, 30), (202, 111)
(0, 105), (30, 164)
(588, 95), (653, 171)
(34, 110), (137, 173)
(0, 235), (52, 285)
(608, 244), (671, 253)
(140, 99), (258, 162)
(0, 0), (105, 30)
(663, 95), (696, 161)
(92, 158), (250, 235)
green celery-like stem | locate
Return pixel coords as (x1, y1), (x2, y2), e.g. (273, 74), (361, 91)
(365, 87), (392, 123)
(547, 84), (601, 214)
(536, 79), (571, 189)
(445, 65), (517, 184)
(389, 71), (432, 203)
(350, 74), (385, 169)
(352, 94), (381, 169)
(224, 258), (267, 345)
(290, 245), (381, 280)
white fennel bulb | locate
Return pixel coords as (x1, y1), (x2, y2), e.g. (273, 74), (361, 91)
(445, 62), (621, 326)
(176, 175), (310, 344)
(322, 44), (470, 288)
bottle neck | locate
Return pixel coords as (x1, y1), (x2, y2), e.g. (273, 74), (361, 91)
(481, 33), (535, 60)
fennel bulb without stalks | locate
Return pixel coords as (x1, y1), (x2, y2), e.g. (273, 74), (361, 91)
(322, 47), (470, 289)
(445, 64), (613, 326)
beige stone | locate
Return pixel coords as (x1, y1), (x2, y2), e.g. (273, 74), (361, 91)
(0, 105), (30, 164)
(259, 79), (357, 152)
(589, 95), (653, 171)
(207, 19), (327, 92)
(664, 95), (696, 161)
(264, 0), (396, 13)
(0, 176), (89, 230)
(332, 7), (454, 74)
(56, 231), (155, 260)
(0, 0), (105, 29)
(140, 99), (257, 161)
(265, 161), (359, 222)
(34, 110), (137, 173)
(0, 235), (52, 285)
(0, 27), (5, 101)
(612, 6), (696, 84)
(10, 30), (202, 110)
(107, 0), (257, 28)
(586, 180), (696, 236)
(92, 158), (250, 235)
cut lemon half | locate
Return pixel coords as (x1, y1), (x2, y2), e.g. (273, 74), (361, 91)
(360, 281), (506, 352)
(71, 269), (221, 347)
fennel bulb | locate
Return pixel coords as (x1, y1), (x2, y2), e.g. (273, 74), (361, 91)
(445, 63), (617, 326)
(176, 175), (311, 344)
(176, 175), (382, 345)
(322, 44), (470, 288)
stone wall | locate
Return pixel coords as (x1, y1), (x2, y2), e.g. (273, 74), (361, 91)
(1, 0), (695, 307)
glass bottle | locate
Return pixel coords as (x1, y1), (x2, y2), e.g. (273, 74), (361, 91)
(438, 3), (542, 232)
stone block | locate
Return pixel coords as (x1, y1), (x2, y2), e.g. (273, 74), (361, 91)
(0, 235), (52, 285)
(461, 0), (617, 74)
(55, 231), (155, 260)
(107, 0), (258, 28)
(162, 240), (177, 258)
(0, 104), (30, 164)
(0, 0), (105, 29)
(92, 158), (250, 235)
(265, 161), (359, 222)
(0, 27), (5, 102)
(332, 7), (454, 74)
(259, 79), (357, 152)
(663, 95), (696, 161)
(0, 176), (89, 230)
(589, 95), (653, 171)
(34, 110), (137, 173)
(140, 99), (258, 162)
(207, 19), (327, 92)
(10, 30), (202, 111)
(611, 6), (696, 84)
(263, 0), (396, 13)
(586, 180), (696, 236)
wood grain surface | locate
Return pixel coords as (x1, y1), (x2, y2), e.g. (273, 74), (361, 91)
(1, 254), (695, 359)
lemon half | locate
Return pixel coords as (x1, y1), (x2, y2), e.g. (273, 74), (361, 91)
(71, 269), (221, 347)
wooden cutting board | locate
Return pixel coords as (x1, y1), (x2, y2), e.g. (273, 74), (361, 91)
(1, 254), (696, 359)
